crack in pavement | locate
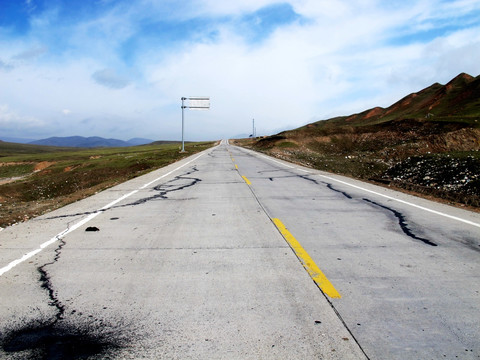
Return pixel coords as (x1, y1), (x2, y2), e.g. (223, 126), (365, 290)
(38, 239), (67, 324)
(273, 169), (437, 247)
(363, 198), (437, 246)
(320, 182), (353, 199)
(123, 167), (201, 206)
(41, 167), (202, 221)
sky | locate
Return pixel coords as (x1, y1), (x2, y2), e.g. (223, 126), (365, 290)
(1, 0), (480, 142)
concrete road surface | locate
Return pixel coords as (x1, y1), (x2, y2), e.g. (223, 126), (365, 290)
(0, 141), (479, 359)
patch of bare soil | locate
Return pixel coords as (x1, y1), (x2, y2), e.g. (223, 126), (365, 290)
(34, 161), (55, 171)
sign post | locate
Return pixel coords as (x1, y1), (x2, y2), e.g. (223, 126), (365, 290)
(180, 96), (210, 152)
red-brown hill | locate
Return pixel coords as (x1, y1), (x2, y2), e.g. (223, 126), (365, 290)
(317, 72), (480, 128)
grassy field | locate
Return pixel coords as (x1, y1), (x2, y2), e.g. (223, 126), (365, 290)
(0, 141), (215, 228)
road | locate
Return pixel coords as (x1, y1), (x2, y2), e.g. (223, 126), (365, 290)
(0, 141), (479, 359)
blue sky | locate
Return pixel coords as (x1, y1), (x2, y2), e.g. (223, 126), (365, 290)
(1, 0), (480, 141)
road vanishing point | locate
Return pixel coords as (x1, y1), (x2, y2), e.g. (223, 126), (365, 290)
(1, 141), (479, 359)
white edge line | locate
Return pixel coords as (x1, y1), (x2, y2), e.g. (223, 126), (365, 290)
(317, 174), (480, 228)
(0, 249), (42, 276)
(0, 152), (206, 277)
(256, 153), (480, 229)
(258, 154), (295, 168)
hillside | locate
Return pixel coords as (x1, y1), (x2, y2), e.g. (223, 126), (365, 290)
(236, 73), (480, 208)
(314, 72), (480, 128)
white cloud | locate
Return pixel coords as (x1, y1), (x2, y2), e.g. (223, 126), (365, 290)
(0, 104), (45, 133)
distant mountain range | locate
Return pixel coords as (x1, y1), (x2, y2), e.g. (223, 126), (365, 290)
(28, 136), (154, 148)
(0, 137), (37, 144)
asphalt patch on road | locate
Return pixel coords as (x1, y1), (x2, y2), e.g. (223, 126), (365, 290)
(85, 226), (100, 232)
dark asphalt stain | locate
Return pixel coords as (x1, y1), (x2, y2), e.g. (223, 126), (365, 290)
(1, 320), (122, 360)
(363, 198), (437, 246)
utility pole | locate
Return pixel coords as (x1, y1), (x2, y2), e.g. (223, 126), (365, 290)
(181, 97), (186, 152)
(252, 118), (255, 138)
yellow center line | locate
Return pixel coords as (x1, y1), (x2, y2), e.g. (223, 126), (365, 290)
(272, 218), (341, 299)
(228, 150), (248, 183)
(242, 175), (252, 185)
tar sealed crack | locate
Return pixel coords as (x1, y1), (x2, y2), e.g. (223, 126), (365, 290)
(42, 166), (202, 220)
(363, 198), (437, 246)
(320, 182), (353, 199)
(38, 239), (66, 324)
(292, 171), (436, 246)
(294, 172), (435, 246)
(297, 173), (319, 184)
(296, 172), (354, 199)
(124, 166), (201, 207)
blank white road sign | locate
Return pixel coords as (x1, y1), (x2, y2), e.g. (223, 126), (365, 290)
(188, 97), (210, 110)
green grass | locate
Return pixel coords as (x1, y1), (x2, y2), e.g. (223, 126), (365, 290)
(277, 141), (298, 148)
(0, 163), (35, 178)
(0, 141), (215, 227)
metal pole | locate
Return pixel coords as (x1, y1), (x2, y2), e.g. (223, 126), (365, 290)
(181, 97), (186, 152)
